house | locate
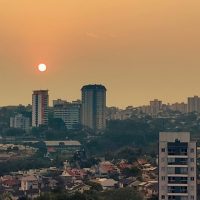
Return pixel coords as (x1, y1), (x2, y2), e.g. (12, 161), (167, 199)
(61, 170), (74, 183)
(20, 175), (38, 191)
(144, 182), (158, 198)
(137, 159), (148, 166)
(118, 177), (137, 188)
(98, 161), (119, 177)
(130, 180), (142, 190)
(138, 182), (148, 192)
(61, 168), (87, 183)
(2, 179), (19, 189)
(66, 183), (91, 194)
(92, 178), (118, 190)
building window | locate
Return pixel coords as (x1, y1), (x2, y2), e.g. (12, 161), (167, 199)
(190, 148), (194, 153)
(190, 177), (194, 181)
(161, 195), (165, 199)
(161, 148), (165, 152)
(191, 167), (194, 172)
(191, 195), (194, 200)
(190, 158), (194, 162)
(161, 176), (165, 181)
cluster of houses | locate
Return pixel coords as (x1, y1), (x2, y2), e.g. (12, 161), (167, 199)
(0, 158), (158, 199)
(0, 144), (37, 163)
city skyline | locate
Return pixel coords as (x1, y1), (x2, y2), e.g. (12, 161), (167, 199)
(1, 87), (200, 109)
(1, 1), (200, 199)
(1, 1), (200, 107)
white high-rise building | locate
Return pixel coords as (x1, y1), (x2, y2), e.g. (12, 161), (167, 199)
(81, 84), (106, 132)
(10, 114), (30, 132)
(53, 100), (81, 130)
(187, 96), (200, 113)
(32, 90), (49, 127)
(159, 132), (197, 200)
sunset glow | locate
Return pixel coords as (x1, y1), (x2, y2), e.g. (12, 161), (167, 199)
(0, 1), (200, 107)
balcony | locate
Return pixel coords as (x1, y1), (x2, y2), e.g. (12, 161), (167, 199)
(167, 155), (188, 159)
(167, 193), (188, 196)
(168, 185), (188, 195)
(168, 181), (187, 185)
(167, 163), (188, 168)
(168, 159), (188, 166)
(167, 174), (188, 177)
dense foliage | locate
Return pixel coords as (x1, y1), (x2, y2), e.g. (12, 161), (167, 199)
(0, 158), (51, 176)
(0, 153), (52, 176)
(86, 119), (159, 156)
(86, 115), (200, 156)
(36, 188), (143, 200)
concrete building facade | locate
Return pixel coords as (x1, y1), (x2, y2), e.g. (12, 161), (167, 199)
(10, 114), (30, 132)
(81, 84), (106, 132)
(170, 103), (188, 114)
(150, 99), (162, 116)
(32, 90), (49, 127)
(187, 96), (200, 113)
(53, 100), (81, 130)
(159, 132), (197, 200)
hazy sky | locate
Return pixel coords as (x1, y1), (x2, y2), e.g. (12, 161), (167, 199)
(1, 0), (200, 108)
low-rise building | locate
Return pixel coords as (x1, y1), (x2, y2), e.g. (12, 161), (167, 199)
(10, 114), (30, 132)
(53, 99), (81, 130)
(98, 161), (120, 177)
(45, 140), (81, 155)
(20, 175), (38, 191)
(92, 178), (118, 190)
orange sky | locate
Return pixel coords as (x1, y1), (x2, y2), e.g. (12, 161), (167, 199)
(0, 0), (200, 108)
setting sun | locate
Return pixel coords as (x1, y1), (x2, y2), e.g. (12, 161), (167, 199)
(38, 64), (47, 72)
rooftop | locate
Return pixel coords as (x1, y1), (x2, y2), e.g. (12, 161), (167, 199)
(44, 141), (81, 146)
(81, 84), (106, 91)
(21, 175), (38, 182)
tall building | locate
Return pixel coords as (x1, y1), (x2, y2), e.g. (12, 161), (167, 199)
(106, 107), (123, 120)
(150, 99), (162, 116)
(140, 105), (151, 115)
(53, 99), (81, 130)
(159, 132), (197, 200)
(170, 102), (188, 114)
(10, 114), (30, 132)
(53, 99), (66, 107)
(32, 90), (49, 127)
(81, 84), (106, 132)
(187, 96), (200, 113)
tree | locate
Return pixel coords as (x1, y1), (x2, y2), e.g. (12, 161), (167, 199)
(85, 181), (103, 192)
(116, 147), (140, 163)
(150, 195), (158, 200)
(98, 188), (143, 200)
(3, 128), (25, 137)
(0, 193), (12, 200)
(32, 141), (47, 156)
(122, 167), (141, 177)
(48, 118), (66, 131)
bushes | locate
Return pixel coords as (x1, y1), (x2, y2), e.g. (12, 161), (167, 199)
(0, 156), (52, 176)
(36, 188), (143, 200)
(86, 119), (158, 156)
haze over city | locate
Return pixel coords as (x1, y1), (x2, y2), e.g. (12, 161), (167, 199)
(1, 0), (200, 107)
(2, 1), (200, 199)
